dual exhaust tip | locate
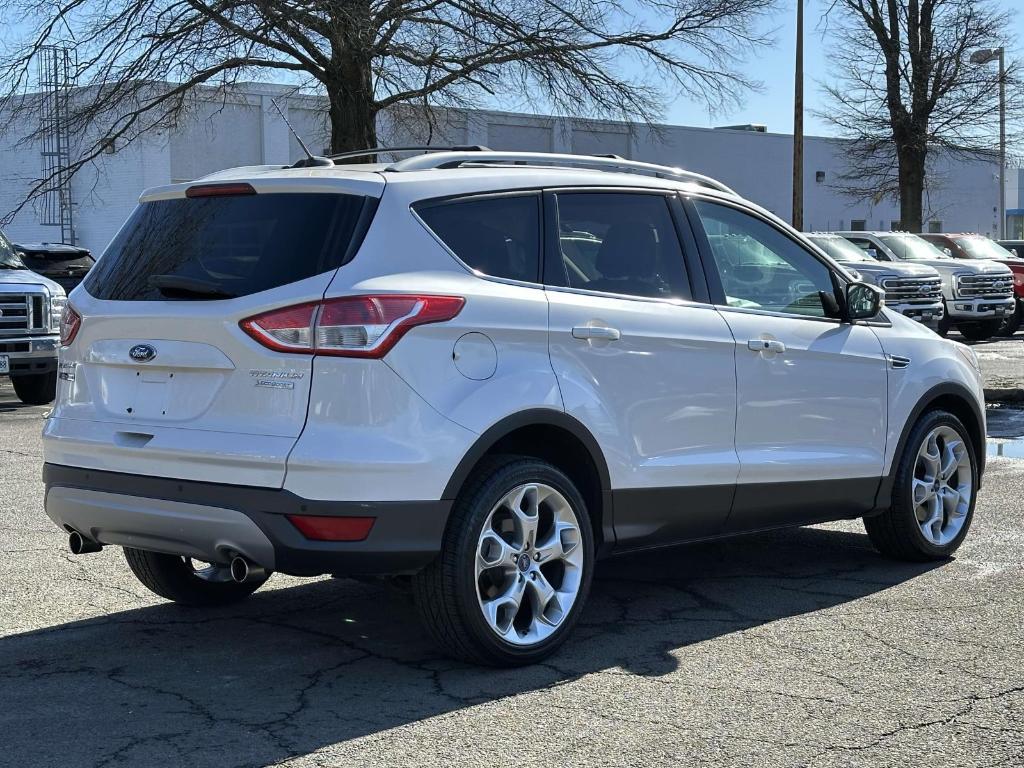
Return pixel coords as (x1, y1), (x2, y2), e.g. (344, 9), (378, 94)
(68, 531), (264, 584)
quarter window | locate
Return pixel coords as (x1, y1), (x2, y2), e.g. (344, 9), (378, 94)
(694, 200), (836, 318)
(554, 193), (690, 300)
(416, 194), (541, 283)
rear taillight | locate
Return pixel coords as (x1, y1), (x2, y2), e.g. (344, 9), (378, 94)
(59, 304), (81, 346)
(240, 295), (464, 358)
(185, 182), (256, 198)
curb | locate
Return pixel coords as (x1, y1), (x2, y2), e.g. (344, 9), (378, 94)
(985, 388), (1024, 404)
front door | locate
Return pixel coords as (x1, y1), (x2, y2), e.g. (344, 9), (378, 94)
(687, 198), (888, 532)
(544, 190), (739, 547)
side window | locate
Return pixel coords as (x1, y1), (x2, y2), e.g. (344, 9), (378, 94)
(846, 237), (886, 260)
(416, 194), (541, 283)
(554, 193), (690, 300)
(694, 200), (836, 318)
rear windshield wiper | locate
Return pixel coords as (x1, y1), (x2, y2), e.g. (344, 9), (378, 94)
(148, 274), (237, 299)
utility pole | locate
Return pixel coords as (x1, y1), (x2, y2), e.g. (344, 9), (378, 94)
(999, 46), (1006, 239)
(792, 0), (804, 231)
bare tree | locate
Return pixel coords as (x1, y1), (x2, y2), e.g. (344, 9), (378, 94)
(818, 0), (1021, 232)
(0, 0), (775, 214)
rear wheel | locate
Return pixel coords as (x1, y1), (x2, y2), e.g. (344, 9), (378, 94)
(412, 456), (594, 666)
(11, 371), (57, 405)
(957, 319), (1002, 342)
(864, 410), (977, 561)
(124, 548), (269, 606)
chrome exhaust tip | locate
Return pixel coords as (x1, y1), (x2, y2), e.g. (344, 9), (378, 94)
(230, 556), (266, 584)
(68, 530), (102, 555)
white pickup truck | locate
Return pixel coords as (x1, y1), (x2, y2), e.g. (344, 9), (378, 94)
(0, 231), (66, 404)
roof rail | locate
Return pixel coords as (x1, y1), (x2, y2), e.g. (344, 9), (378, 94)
(327, 145), (490, 162)
(384, 151), (736, 194)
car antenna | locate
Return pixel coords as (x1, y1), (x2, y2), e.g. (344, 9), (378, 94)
(269, 97), (333, 168)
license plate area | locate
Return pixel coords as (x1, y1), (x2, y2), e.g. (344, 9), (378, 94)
(0, 355), (8, 374)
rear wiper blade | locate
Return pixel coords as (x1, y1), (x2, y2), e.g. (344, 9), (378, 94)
(148, 274), (237, 299)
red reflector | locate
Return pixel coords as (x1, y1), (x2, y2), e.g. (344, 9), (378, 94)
(185, 183), (256, 198)
(287, 514), (375, 542)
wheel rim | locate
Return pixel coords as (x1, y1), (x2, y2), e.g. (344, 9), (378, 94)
(474, 482), (584, 646)
(912, 425), (973, 546)
(182, 557), (234, 583)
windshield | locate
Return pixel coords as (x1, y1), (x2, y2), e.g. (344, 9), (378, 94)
(878, 234), (951, 261)
(808, 236), (873, 263)
(0, 231), (25, 269)
(953, 236), (1020, 261)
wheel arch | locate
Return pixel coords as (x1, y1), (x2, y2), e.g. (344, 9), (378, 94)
(442, 409), (614, 553)
(875, 382), (986, 510)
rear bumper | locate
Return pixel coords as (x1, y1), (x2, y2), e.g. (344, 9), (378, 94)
(43, 463), (451, 576)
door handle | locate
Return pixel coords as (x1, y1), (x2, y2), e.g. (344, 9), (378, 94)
(747, 338), (786, 353)
(572, 325), (621, 341)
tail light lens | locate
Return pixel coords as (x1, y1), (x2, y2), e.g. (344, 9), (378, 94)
(59, 304), (81, 346)
(240, 295), (464, 358)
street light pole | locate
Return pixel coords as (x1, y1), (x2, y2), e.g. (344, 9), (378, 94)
(998, 46), (1005, 240)
(792, 0), (804, 231)
(970, 46), (1006, 238)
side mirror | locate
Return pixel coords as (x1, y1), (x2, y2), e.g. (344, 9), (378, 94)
(845, 281), (883, 321)
(942, 247), (953, 257)
(865, 248), (879, 259)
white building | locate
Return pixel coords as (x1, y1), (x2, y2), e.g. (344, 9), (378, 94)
(0, 81), (1004, 254)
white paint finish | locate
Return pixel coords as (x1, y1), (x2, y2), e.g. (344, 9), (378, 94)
(42, 415), (295, 487)
(872, 310), (986, 474)
(547, 290), (739, 489)
(284, 357), (477, 501)
(718, 310), (888, 483)
(487, 122), (554, 152)
(260, 95), (293, 165)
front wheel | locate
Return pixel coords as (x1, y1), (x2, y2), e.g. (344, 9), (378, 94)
(11, 371), (57, 405)
(957, 319), (1002, 342)
(864, 410), (977, 561)
(124, 548), (269, 606)
(412, 456), (594, 666)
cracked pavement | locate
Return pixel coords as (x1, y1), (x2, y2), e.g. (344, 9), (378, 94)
(2, 380), (1023, 767)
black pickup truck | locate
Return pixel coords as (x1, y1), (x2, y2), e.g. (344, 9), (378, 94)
(12, 241), (95, 293)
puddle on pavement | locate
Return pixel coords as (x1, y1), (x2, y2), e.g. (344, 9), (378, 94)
(986, 404), (1024, 459)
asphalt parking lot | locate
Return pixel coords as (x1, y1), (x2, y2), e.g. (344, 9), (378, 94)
(2, 338), (1023, 767)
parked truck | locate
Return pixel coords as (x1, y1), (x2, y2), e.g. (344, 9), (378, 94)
(834, 231), (1015, 341)
(0, 230), (65, 404)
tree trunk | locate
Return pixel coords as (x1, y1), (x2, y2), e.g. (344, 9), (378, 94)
(327, 85), (377, 156)
(897, 145), (926, 232)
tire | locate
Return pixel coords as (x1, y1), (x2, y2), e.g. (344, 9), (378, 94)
(997, 301), (1022, 337)
(412, 455), (594, 666)
(11, 371), (57, 405)
(123, 547), (269, 606)
(864, 410), (978, 561)
(957, 319), (1002, 342)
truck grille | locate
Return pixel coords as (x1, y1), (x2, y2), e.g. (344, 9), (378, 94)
(956, 274), (1014, 298)
(0, 292), (47, 337)
(880, 276), (943, 305)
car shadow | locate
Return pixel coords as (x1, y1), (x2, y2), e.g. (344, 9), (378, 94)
(1, 525), (940, 766)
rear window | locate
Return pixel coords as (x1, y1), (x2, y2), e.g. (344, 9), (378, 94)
(85, 192), (369, 300)
(415, 194), (541, 283)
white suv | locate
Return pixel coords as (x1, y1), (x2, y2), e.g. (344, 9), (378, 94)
(43, 150), (987, 666)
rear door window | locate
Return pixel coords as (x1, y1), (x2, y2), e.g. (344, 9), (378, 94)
(415, 194), (541, 283)
(85, 192), (370, 300)
(554, 192), (691, 300)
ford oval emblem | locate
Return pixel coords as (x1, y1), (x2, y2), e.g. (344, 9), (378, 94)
(129, 343), (157, 363)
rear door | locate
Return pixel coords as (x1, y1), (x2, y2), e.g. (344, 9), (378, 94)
(544, 190), (739, 547)
(687, 198), (887, 532)
(46, 179), (380, 486)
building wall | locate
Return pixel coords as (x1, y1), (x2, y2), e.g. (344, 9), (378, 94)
(0, 82), (1004, 254)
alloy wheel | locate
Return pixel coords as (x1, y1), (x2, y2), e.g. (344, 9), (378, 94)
(912, 425), (973, 546)
(474, 482), (584, 646)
